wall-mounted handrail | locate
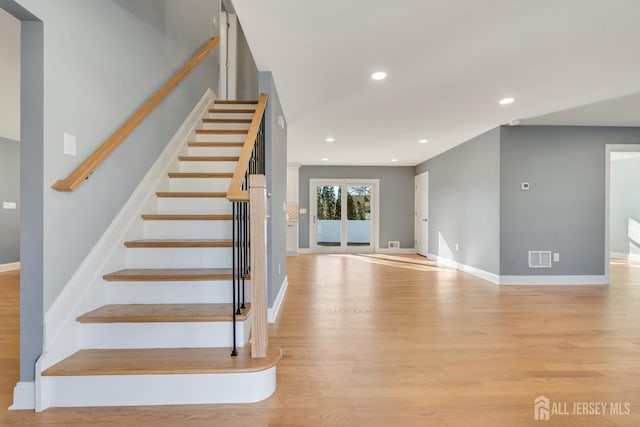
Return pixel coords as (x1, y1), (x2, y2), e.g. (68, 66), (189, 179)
(52, 37), (220, 192)
(226, 93), (269, 202)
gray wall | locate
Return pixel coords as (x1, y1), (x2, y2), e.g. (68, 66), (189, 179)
(0, 137), (20, 264)
(298, 166), (415, 249)
(15, 0), (221, 311)
(0, 8), (20, 140)
(259, 71), (288, 306)
(8, 0), (220, 382)
(500, 126), (640, 275)
(236, 23), (258, 100)
(609, 155), (640, 257)
(415, 128), (501, 274)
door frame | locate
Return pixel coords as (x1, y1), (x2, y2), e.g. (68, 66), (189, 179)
(309, 179), (380, 253)
(415, 172), (429, 256)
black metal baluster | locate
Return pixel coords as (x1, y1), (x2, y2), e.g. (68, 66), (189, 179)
(231, 202), (238, 357)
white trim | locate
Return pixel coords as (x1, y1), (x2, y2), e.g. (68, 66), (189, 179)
(605, 144), (640, 285)
(40, 90), (216, 373)
(376, 248), (417, 254)
(0, 262), (20, 272)
(611, 252), (640, 262)
(9, 382), (35, 410)
(268, 276), (288, 323)
(498, 275), (608, 285)
(298, 248), (312, 254)
(429, 254), (500, 284)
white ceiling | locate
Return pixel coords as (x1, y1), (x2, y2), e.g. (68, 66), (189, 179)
(232, 0), (640, 166)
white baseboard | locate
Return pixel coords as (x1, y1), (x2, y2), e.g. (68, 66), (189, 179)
(268, 276), (288, 324)
(429, 254), (609, 285)
(9, 381), (35, 410)
(40, 89), (216, 372)
(298, 248), (311, 254)
(429, 254), (500, 284)
(611, 252), (640, 262)
(498, 275), (608, 285)
(0, 262), (20, 272)
(376, 248), (416, 254)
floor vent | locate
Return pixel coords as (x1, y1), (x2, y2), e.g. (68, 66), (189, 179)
(388, 241), (400, 249)
(528, 251), (552, 268)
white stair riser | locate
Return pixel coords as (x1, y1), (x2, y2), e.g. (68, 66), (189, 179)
(79, 320), (249, 349)
(39, 368), (276, 409)
(179, 161), (237, 173)
(143, 220), (232, 239)
(187, 146), (243, 157)
(195, 133), (246, 143)
(169, 177), (231, 192)
(156, 198), (231, 214)
(200, 122), (250, 130)
(207, 112), (254, 120)
(213, 103), (257, 110)
(106, 281), (251, 304)
(126, 247), (233, 268)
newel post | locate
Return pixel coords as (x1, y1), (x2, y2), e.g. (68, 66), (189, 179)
(249, 174), (268, 358)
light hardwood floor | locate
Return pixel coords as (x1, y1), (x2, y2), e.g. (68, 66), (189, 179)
(1, 256), (639, 426)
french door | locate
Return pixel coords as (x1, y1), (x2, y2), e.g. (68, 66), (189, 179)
(310, 179), (378, 253)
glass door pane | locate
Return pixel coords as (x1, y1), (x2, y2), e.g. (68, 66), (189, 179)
(315, 185), (342, 247)
(346, 185), (372, 247)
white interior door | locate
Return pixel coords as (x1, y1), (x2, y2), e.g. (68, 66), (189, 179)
(219, 11), (237, 100)
(415, 173), (429, 256)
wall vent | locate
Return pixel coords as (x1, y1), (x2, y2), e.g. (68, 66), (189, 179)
(388, 241), (400, 249)
(528, 251), (552, 268)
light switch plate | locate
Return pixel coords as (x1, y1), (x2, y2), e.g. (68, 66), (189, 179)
(64, 133), (77, 156)
(2, 202), (17, 209)
(300, 208), (307, 214)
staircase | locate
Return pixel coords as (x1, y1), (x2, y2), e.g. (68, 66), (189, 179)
(37, 99), (281, 409)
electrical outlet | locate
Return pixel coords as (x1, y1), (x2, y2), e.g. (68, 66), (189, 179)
(455, 243), (459, 251)
(278, 263), (281, 275)
(553, 253), (560, 262)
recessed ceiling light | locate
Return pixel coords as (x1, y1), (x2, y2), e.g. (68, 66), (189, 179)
(371, 71), (387, 81)
(325, 137), (335, 143)
(322, 157), (329, 162)
(418, 139), (428, 144)
(499, 97), (515, 105)
(391, 159), (399, 163)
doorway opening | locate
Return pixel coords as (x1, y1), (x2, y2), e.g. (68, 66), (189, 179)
(0, 8), (20, 272)
(605, 144), (640, 282)
(309, 179), (379, 253)
(415, 172), (429, 257)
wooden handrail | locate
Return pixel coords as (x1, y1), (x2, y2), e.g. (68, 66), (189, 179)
(226, 93), (269, 202)
(52, 37), (220, 192)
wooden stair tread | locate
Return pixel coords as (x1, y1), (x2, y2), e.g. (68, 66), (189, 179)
(141, 214), (232, 220)
(168, 172), (233, 178)
(195, 129), (248, 134)
(209, 108), (255, 113)
(155, 192), (227, 198)
(103, 268), (248, 281)
(124, 239), (232, 248)
(215, 100), (259, 105)
(77, 303), (251, 323)
(202, 118), (252, 123)
(42, 345), (281, 376)
(178, 156), (239, 162)
(187, 142), (244, 147)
